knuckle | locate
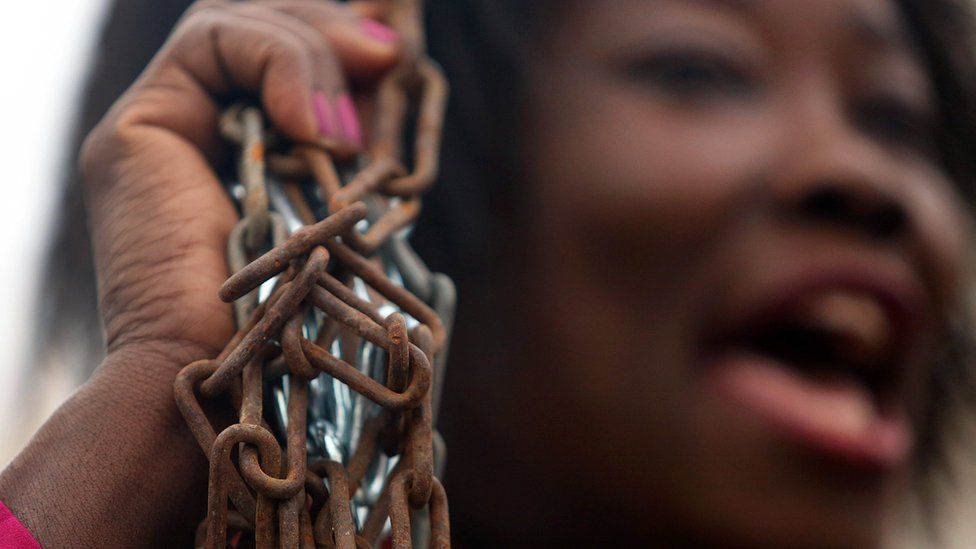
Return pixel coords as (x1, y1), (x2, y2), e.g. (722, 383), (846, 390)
(238, 4), (331, 59)
(180, 1), (224, 31)
(257, 31), (310, 66)
(78, 123), (105, 183)
(79, 101), (151, 187)
(168, 3), (225, 54)
(79, 115), (120, 184)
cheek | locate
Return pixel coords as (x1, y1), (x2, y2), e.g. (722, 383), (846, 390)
(518, 74), (787, 492)
(529, 74), (782, 267)
(527, 72), (783, 303)
(902, 169), (972, 308)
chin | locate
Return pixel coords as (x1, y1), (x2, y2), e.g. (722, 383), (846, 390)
(678, 474), (892, 548)
(676, 390), (906, 549)
(696, 517), (884, 549)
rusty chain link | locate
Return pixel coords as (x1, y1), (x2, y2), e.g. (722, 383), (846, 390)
(174, 1), (453, 546)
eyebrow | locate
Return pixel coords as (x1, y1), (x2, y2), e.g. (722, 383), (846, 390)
(690, 0), (918, 55)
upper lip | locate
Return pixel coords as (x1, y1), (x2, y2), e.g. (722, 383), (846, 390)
(702, 257), (931, 405)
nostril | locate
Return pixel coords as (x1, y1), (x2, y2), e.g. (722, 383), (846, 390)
(795, 185), (908, 242)
(865, 204), (908, 240)
(799, 187), (852, 223)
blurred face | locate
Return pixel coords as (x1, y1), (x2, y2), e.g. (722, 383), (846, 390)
(513, 0), (970, 546)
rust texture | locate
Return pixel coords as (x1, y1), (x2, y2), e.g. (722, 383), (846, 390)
(174, 0), (452, 546)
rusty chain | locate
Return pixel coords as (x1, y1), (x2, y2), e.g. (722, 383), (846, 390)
(174, 1), (454, 546)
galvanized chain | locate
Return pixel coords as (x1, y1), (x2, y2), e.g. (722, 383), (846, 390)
(173, 1), (453, 546)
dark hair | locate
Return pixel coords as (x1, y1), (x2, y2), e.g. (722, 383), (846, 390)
(898, 0), (976, 198)
(36, 0), (976, 536)
(889, 1), (976, 532)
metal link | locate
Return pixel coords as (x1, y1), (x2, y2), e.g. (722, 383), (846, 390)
(382, 60), (449, 197)
(310, 460), (357, 549)
(227, 212), (289, 327)
(221, 105), (273, 251)
(388, 472), (450, 549)
(200, 247), (329, 398)
(220, 205), (366, 302)
(207, 423), (282, 549)
(300, 335), (431, 412)
(405, 325), (435, 508)
(173, 0), (453, 546)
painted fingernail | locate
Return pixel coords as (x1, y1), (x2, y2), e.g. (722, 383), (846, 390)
(336, 93), (363, 146)
(361, 18), (398, 43)
(313, 91), (338, 137)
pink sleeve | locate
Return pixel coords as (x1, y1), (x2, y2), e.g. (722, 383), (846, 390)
(0, 501), (41, 549)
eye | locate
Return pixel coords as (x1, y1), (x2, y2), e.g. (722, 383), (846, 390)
(622, 49), (761, 102)
(854, 95), (936, 155)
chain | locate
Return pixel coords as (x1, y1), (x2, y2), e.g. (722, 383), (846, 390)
(173, 1), (453, 546)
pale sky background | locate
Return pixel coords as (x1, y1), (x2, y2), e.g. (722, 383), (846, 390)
(0, 0), (109, 465)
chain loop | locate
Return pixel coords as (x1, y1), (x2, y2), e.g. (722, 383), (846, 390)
(174, 1), (453, 546)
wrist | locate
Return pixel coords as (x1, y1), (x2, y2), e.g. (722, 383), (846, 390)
(96, 337), (221, 387)
(0, 341), (216, 547)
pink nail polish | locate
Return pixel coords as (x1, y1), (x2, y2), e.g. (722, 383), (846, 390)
(361, 18), (398, 43)
(336, 93), (363, 146)
(313, 91), (338, 137)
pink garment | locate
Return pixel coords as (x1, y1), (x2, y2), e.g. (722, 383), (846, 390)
(0, 501), (40, 549)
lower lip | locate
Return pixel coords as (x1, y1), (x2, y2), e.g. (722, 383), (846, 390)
(704, 352), (912, 470)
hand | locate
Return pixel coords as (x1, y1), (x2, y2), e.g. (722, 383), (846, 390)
(1, 2), (399, 546)
(81, 0), (398, 364)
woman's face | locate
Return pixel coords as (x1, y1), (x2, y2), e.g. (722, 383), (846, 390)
(516, 0), (970, 545)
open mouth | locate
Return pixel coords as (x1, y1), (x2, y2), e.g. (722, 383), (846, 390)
(703, 274), (925, 469)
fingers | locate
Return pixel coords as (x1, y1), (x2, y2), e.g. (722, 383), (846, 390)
(258, 0), (400, 80)
(122, 0), (398, 155)
(347, 1), (386, 20)
(78, 0), (402, 354)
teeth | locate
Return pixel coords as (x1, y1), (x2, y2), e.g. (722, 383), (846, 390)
(793, 291), (892, 367)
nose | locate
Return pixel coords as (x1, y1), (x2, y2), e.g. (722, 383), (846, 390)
(793, 183), (908, 241)
(773, 107), (911, 243)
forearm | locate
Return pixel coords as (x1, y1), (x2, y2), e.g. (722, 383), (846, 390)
(0, 343), (212, 548)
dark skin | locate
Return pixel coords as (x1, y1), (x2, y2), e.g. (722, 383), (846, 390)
(0, 1), (397, 546)
(0, 0), (971, 548)
(446, 0), (969, 547)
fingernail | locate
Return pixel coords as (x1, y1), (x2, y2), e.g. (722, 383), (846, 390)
(336, 93), (363, 146)
(313, 91), (338, 137)
(361, 18), (398, 43)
